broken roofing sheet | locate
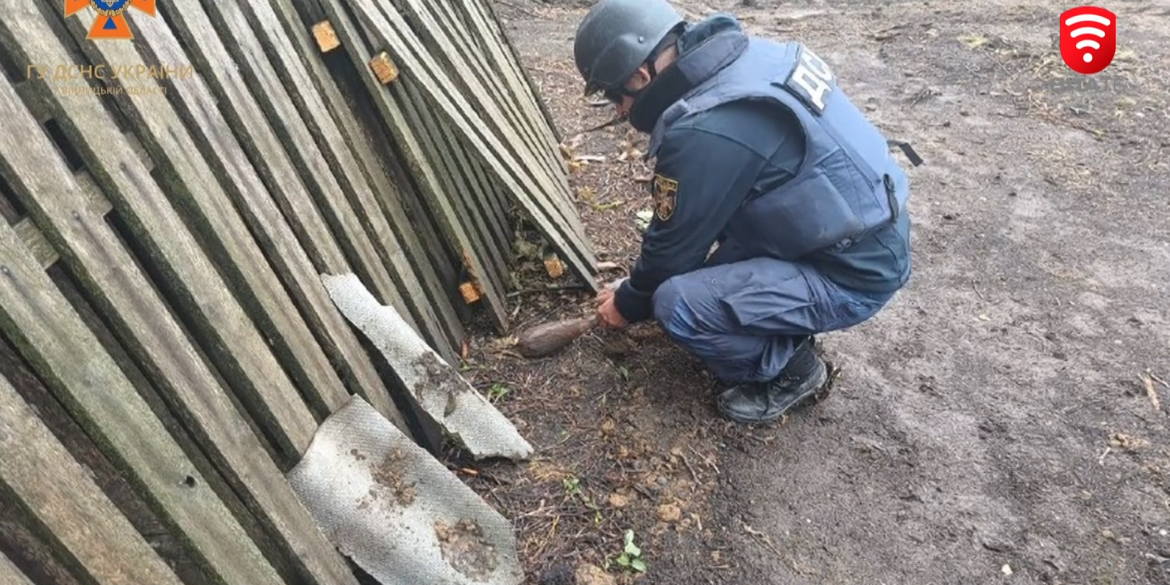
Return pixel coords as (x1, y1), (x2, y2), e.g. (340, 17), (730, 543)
(321, 272), (534, 461)
(288, 396), (525, 585)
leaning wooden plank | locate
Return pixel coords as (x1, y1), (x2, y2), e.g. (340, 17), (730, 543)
(0, 551), (34, 585)
(432, 0), (578, 217)
(156, 0), (417, 333)
(318, 0), (512, 328)
(4, 8), (321, 457)
(0, 67), (358, 585)
(346, 0), (599, 292)
(305, 24), (469, 353)
(437, 0), (573, 195)
(323, 273), (533, 460)
(396, 72), (512, 313)
(287, 0), (471, 350)
(42, 3), (407, 424)
(388, 0), (586, 241)
(383, 49), (510, 330)
(217, 0), (456, 354)
(0, 121), (359, 585)
(452, 133), (515, 261)
(364, 0), (592, 262)
(0, 228), (283, 584)
(0, 375), (186, 585)
(407, 0), (565, 198)
(473, 0), (565, 145)
(454, 0), (578, 213)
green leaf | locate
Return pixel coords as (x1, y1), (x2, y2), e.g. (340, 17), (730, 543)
(631, 558), (647, 572)
(623, 529), (635, 546)
(616, 555), (630, 567)
(635, 210), (653, 232)
(624, 541), (641, 556)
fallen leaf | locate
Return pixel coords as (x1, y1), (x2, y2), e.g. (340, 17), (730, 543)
(1108, 432), (1149, 450)
(1143, 373), (1161, 411)
(657, 503), (682, 522)
(958, 34), (989, 48)
(635, 210), (654, 232)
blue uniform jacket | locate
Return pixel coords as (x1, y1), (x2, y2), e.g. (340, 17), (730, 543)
(613, 99), (912, 324)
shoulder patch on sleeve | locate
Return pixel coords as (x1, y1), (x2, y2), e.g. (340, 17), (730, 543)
(651, 174), (678, 221)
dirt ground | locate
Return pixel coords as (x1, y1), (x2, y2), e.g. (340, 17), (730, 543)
(454, 1), (1170, 584)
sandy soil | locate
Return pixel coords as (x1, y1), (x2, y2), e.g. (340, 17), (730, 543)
(457, 1), (1170, 583)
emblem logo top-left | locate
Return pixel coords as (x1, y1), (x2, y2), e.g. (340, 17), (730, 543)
(64, 0), (157, 40)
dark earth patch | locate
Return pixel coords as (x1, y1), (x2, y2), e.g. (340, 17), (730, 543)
(453, 1), (1170, 583)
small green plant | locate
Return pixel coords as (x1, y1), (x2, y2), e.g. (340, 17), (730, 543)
(486, 383), (510, 403)
(617, 365), (630, 381)
(605, 529), (646, 573)
(562, 476), (582, 497)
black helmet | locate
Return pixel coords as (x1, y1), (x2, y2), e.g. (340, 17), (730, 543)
(573, 0), (685, 95)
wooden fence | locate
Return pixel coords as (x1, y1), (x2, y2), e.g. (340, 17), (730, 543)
(0, 0), (593, 581)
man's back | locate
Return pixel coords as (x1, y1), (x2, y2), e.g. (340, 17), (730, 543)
(665, 98), (912, 294)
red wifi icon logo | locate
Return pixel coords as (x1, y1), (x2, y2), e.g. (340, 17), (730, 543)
(1059, 6), (1117, 75)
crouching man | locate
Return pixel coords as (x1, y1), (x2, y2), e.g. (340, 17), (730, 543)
(577, 0), (919, 424)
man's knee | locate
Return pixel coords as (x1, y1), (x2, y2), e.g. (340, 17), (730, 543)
(652, 275), (689, 334)
(653, 273), (728, 344)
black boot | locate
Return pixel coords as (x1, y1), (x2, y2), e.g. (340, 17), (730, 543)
(716, 337), (827, 424)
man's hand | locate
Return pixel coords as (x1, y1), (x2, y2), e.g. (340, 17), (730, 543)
(597, 295), (628, 329)
(596, 277), (627, 306)
(597, 286), (614, 306)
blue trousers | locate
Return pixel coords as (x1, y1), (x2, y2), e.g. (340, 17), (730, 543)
(651, 248), (895, 383)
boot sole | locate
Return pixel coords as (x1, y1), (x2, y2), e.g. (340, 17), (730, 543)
(719, 359), (829, 425)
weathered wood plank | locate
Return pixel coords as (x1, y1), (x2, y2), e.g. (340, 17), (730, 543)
(430, 0), (581, 225)
(374, 26), (509, 327)
(348, 0), (599, 291)
(473, 0), (564, 145)
(12, 80), (48, 123)
(395, 69), (512, 317)
(0, 46), (357, 585)
(213, 0), (458, 357)
(13, 170), (111, 269)
(261, 0), (467, 358)
(453, 132), (515, 262)
(412, 0), (565, 196)
(460, 0), (578, 210)
(4, 6), (320, 457)
(0, 550), (36, 585)
(159, 0), (415, 329)
(43, 1), (410, 426)
(284, 0), (466, 340)
(0, 375), (186, 585)
(12, 218), (53, 269)
(0, 276), (274, 585)
(0, 485), (87, 585)
(0, 221), (284, 585)
(438, 0), (574, 203)
(389, 0), (587, 242)
(318, 0), (513, 329)
(363, 0), (592, 261)
(326, 53), (471, 351)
